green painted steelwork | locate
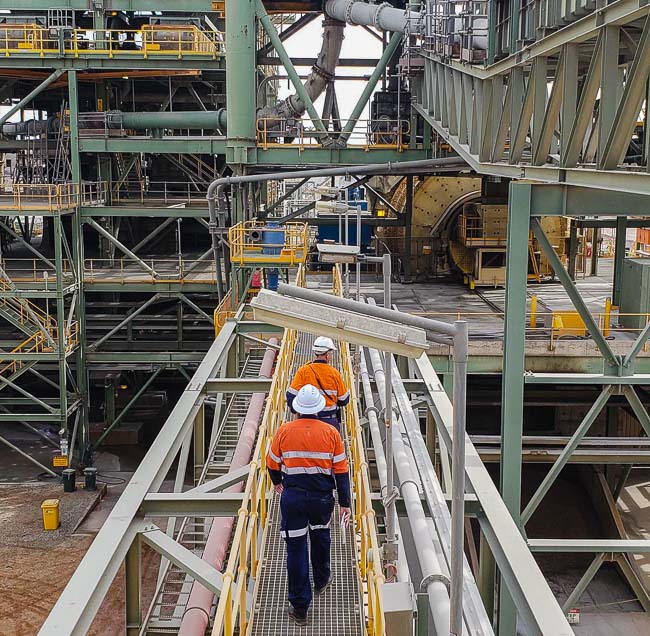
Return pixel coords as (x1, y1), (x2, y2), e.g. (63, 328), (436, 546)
(226, 0), (257, 164)
(498, 182), (531, 636)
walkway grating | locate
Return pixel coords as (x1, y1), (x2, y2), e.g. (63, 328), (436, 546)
(248, 330), (364, 636)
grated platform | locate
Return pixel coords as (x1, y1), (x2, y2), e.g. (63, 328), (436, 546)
(248, 330), (364, 635)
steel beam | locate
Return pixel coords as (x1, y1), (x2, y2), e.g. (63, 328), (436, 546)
(140, 526), (227, 596)
(141, 493), (245, 516)
(561, 553), (605, 613)
(528, 539), (650, 552)
(0, 69), (66, 127)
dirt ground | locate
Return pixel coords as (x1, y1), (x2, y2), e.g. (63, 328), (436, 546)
(0, 484), (160, 636)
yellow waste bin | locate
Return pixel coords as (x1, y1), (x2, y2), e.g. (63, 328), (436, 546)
(41, 499), (60, 531)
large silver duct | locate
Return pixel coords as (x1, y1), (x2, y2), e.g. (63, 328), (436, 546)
(259, 17), (345, 121)
(325, 0), (421, 34)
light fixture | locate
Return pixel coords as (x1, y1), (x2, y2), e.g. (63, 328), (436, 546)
(251, 290), (430, 358)
(316, 243), (360, 264)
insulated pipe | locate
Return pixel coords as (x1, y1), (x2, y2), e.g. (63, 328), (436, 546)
(366, 345), (451, 636)
(177, 339), (279, 636)
(359, 351), (410, 584)
(109, 109), (227, 131)
(258, 16), (345, 123)
(206, 157), (465, 226)
(325, 0), (422, 34)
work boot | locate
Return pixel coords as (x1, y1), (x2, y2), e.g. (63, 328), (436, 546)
(314, 574), (333, 596)
(288, 604), (308, 626)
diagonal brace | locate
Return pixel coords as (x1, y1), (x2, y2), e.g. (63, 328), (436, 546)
(522, 385), (614, 525)
(531, 218), (618, 368)
(622, 385), (650, 437)
(85, 218), (157, 277)
(561, 553), (606, 613)
(140, 526), (229, 598)
(256, 0), (328, 136)
(623, 321), (650, 367)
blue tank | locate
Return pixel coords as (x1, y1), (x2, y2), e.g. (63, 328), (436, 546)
(262, 223), (284, 291)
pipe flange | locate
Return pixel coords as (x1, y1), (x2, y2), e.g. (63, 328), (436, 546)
(311, 63), (335, 83)
(373, 3), (393, 30)
(420, 573), (451, 592)
(344, 0), (357, 25)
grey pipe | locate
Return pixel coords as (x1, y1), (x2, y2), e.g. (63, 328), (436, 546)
(259, 18), (345, 122)
(366, 345), (452, 636)
(276, 282), (456, 339)
(206, 157), (464, 225)
(325, 0), (421, 34)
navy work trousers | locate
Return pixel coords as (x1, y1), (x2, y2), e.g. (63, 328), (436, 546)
(280, 487), (335, 614)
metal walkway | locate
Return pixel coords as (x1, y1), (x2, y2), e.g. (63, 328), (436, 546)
(248, 330), (364, 636)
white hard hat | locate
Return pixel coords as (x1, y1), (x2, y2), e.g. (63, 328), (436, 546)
(293, 384), (326, 415)
(313, 336), (336, 354)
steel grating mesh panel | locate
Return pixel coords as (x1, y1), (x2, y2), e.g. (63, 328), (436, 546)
(250, 496), (364, 636)
(249, 331), (364, 635)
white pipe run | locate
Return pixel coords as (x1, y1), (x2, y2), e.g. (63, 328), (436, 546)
(325, 0), (421, 34)
(177, 340), (279, 636)
(366, 346), (451, 636)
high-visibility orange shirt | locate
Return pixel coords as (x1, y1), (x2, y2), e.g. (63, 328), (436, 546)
(286, 360), (350, 418)
(266, 416), (350, 507)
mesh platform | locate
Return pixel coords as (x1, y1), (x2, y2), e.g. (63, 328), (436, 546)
(249, 331), (365, 635)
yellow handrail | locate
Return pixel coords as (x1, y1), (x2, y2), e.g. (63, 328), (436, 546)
(228, 221), (308, 266)
(333, 264), (385, 636)
(212, 266), (303, 636)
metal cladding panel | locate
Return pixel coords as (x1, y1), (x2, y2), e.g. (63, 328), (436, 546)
(620, 257), (650, 330)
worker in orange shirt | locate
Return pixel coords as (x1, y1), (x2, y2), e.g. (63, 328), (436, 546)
(267, 384), (351, 626)
(286, 336), (350, 432)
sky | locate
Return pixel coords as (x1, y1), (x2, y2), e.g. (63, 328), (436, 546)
(278, 19), (383, 123)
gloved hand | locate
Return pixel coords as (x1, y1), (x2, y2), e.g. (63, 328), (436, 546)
(340, 507), (351, 526)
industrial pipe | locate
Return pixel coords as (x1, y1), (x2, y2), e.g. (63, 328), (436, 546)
(108, 109), (227, 132)
(205, 157), (465, 227)
(177, 339), (279, 636)
(258, 15), (345, 123)
(366, 345), (452, 636)
(325, 0), (421, 34)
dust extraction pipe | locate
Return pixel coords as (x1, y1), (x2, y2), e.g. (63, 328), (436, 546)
(177, 339), (279, 636)
(325, 0), (421, 33)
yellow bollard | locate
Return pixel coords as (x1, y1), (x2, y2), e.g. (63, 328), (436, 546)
(604, 298), (612, 338)
(530, 295), (538, 329)
(41, 499), (60, 530)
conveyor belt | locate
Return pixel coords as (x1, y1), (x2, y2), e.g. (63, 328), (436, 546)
(248, 330), (365, 636)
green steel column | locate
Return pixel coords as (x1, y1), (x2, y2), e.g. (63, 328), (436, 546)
(488, 0), (497, 63)
(53, 214), (68, 434)
(226, 0), (257, 165)
(613, 216), (627, 306)
(69, 70), (89, 458)
(498, 182), (531, 636)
